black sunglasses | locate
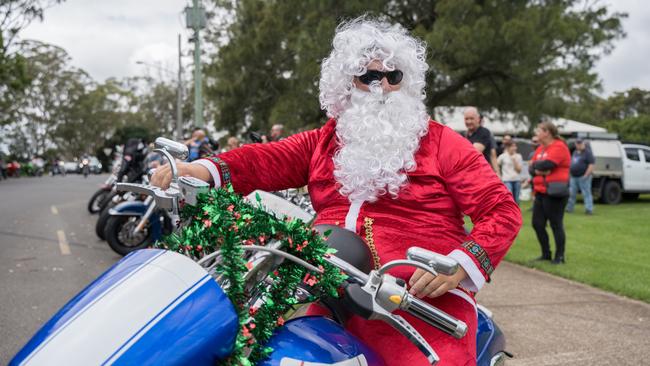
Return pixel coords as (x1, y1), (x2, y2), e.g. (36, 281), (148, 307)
(357, 69), (403, 85)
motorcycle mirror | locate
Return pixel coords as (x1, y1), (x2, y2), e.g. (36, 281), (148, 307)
(406, 247), (459, 276)
(154, 137), (189, 161)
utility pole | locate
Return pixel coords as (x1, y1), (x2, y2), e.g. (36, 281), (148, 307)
(185, 0), (206, 128)
(176, 34), (183, 140)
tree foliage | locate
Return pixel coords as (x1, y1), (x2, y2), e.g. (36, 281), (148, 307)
(4, 40), (190, 160)
(204, 0), (625, 135)
(0, 0), (64, 124)
(566, 88), (650, 144)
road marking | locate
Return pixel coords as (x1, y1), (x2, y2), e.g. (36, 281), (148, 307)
(51, 206), (59, 215)
(56, 230), (71, 255)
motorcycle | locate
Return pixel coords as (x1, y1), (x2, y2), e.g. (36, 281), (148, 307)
(10, 138), (510, 366)
(103, 193), (173, 255)
(80, 158), (91, 178)
(87, 161), (149, 215)
(88, 174), (118, 214)
(94, 190), (139, 241)
(49, 161), (66, 177)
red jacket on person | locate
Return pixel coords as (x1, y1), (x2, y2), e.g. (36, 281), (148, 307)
(197, 119), (522, 365)
(531, 139), (571, 194)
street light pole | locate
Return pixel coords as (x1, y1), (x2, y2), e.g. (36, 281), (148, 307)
(186, 0), (206, 128)
(176, 34), (183, 141)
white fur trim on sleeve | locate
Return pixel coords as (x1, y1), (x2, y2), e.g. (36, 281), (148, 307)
(448, 249), (486, 292)
(192, 159), (221, 187)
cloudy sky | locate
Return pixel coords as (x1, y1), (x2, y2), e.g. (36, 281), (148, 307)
(20, 0), (650, 96)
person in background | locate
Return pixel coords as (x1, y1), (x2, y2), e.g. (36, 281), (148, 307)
(529, 121), (571, 264)
(0, 156), (7, 180)
(261, 124), (285, 143)
(144, 145), (165, 170)
(497, 141), (523, 204)
(462, 107), (499, 172)
(185, 128), (214, 162)
(497, 134), (513, 156)
(566, 138), (595, 215)
(224, 136), (241, 151)
(116, 138), (148, 183)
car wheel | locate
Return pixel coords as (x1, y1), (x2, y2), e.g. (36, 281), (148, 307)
(601, 180), (622, 205)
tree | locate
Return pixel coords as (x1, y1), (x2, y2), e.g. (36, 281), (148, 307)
(53, 78), (133, 157)
(10, 41), (89, 158)
(204, 0), (625, 134)
(605, 115), (650, 145)
(565, 88), (650, 144)
(0, 0), (64, 124)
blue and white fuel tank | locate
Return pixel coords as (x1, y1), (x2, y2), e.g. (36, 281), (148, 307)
(10, 249), (239, 366)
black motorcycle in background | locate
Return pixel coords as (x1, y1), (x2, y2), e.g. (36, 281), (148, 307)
(87, 138), (148, 214)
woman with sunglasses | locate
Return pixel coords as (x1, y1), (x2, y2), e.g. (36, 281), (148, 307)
(152, 17), (521, 366)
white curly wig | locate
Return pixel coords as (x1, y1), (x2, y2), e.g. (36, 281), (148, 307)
(319, 17), (429, 118)
(320, 17), (431, 203)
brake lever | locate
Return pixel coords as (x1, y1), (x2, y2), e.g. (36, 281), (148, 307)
(359, 271), (439, 365)
(116, 182), (178, 210)
(371, 310), (439, 365)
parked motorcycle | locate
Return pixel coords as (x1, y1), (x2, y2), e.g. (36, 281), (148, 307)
(10, 138), (510, 366)
(94, 190), (139, 241)
(103, 194), (173, 255)
(87, 174), (117, 214)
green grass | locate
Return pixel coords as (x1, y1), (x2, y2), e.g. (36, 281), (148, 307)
(497, 194), (650, 303)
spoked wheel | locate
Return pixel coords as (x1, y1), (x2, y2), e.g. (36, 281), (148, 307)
(88, 189), (109, 214)
(105, 215), (152, 256)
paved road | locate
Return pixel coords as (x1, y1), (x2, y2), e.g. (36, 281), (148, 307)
(1, 176), (649, 365)
(0, 174), (119, 363)
(478, 262), (650, 365)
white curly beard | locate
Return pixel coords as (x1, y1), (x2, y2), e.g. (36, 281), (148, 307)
(333, 87), (430, 202)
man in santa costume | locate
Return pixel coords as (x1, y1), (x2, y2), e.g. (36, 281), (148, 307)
(152, 17), (522, 366)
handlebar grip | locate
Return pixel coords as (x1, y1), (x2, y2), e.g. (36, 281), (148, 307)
(404, 295), (467, 339)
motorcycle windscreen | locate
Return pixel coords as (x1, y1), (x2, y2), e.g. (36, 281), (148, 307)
(259, 316), (385, 366)
(10, 249), (238, 366)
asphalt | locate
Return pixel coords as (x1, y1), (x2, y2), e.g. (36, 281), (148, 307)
(477, 262), (650, 365)
(0, 174), (119, 364)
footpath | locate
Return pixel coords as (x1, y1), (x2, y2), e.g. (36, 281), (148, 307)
(477, 262), (650, 365)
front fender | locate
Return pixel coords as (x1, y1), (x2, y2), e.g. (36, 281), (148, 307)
(108, 201), (163, 241)
(108, 200), (149, 216)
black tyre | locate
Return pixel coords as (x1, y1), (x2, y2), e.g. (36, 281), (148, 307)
(601, 180), (622, 205)
(98, 191), (119, 213)
(105, 215), (153, 256)
(95, 207), (112, 240)
(88, 189), (109, 214)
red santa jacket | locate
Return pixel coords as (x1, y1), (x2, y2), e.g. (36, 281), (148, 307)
(197, 119), (521, 365)
(197, 119), (521, 292)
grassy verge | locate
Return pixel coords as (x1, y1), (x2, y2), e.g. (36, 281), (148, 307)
(501, 194), (650, 303)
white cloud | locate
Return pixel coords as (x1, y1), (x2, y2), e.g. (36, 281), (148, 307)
(595, 0), (650, 95)
(21, 0), (190, 82)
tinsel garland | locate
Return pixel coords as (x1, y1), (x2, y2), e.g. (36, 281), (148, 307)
(154, 186), (347, 365)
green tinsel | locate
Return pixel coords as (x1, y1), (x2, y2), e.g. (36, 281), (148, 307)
(155, 185), (347, 365)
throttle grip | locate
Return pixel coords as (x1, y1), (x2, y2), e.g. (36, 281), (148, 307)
(403, 295), (468, 339)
